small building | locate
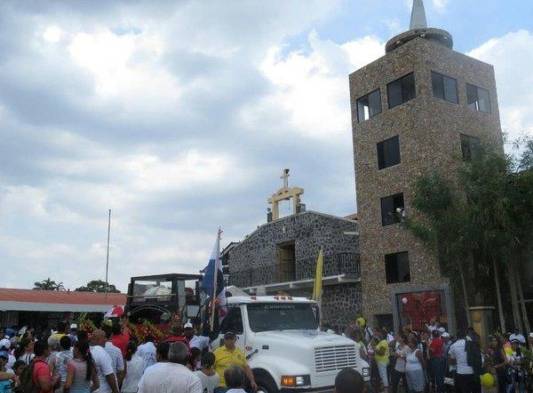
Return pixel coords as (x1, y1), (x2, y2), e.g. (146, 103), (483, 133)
(227, 171), (361, 330)
(0, 288), (126, 329)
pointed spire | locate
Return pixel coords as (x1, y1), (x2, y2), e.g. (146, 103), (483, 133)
(410, 0), (428, 30)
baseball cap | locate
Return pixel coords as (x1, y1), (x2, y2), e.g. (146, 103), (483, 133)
(224, 331), (237, 339)
(70, 323), (78, 330)
(442, 332), (450, 338)
(0, 350), (8, 359)
(529, 332), (533, 338)
(0, 338), (10, 350)
(438, 327), (445, 333)
(184, 322), (193, 329)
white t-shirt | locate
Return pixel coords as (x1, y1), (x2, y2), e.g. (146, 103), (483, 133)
(190, 336), (211, 351)
(448, 339), (473, 375)
(121, 354), (145, 393)
(138, 362), (202, 393)
(105, 342), (125, 374)
(136, 342), (157, 370)
(91, 345), (116, 393)
(394, 344), (410, 373)
(194, 370), (220, 393)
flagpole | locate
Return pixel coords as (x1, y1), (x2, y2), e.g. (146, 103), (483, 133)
(105, 209), (111, 299)
(209, 228), (221, 332)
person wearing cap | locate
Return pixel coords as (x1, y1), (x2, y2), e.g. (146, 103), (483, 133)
(213, 332), (257, 392)
(0, 339), (15, 370)
(509, 329), (526, 346)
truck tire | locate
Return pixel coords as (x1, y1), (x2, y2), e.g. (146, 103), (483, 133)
(254, 370), (279, 393)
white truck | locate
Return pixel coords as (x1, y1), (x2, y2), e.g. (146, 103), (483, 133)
(211, 292), (370, 393)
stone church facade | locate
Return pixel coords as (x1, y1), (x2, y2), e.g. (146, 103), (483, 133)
(227, 211), (361, 330)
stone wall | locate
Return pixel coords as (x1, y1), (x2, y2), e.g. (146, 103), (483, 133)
(229, 211), (359, 287)
(227, 211), (362, 328)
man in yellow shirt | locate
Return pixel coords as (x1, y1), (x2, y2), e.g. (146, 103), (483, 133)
(214, 332), (257, 392)
(373, 330), (390, 393)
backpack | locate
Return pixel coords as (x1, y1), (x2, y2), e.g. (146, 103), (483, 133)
(19, 360), (45, 393)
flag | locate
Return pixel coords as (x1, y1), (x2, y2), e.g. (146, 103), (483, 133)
(312, 249), (324, 301)
(201, 229), (227, 321)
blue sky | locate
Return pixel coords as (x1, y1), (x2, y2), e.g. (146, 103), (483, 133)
(0, 0), (531, 291)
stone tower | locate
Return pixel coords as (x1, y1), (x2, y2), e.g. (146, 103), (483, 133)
(349, 0), (503, 329)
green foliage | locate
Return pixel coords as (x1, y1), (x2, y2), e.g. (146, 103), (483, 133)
(75, 279), (121, 293)
(405, 137), (533, 300)
(33, 278), (64, 291)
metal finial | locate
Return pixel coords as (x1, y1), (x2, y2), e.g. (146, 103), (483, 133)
(410, 0), (428, 30)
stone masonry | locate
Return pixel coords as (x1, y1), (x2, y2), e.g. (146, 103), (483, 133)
(349, 31), (504, 327)
(228, 211), (362, 330)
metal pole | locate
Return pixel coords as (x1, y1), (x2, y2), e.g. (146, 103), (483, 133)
(105, 209), (111, 297)
(209, 229), (221, 332)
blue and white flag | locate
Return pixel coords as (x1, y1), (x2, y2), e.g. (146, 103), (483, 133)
(201, 229), (227, 319)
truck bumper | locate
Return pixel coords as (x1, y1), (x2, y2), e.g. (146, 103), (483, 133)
(280, 387), (334, 393)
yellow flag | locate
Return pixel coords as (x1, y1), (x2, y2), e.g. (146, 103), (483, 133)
(312, 249), (324, 300)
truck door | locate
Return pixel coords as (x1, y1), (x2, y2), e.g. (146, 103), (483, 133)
(217, 306), (246, 351)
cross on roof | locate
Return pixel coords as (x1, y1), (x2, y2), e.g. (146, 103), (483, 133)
(281, 168), (290, 188)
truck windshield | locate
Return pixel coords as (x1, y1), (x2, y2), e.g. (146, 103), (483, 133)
(247, 303), (319, 332)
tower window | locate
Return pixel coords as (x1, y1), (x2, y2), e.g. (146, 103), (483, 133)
(357, 89), (382, 122)
(387, 73), (416, 109)
(385, 252), (410, 284)
(432, 71), (458, 104)
(467, 84), (491, 113)
(381, 193), (404, 226)
(377, 135), (401, 169)
(460, 134), (481, 161)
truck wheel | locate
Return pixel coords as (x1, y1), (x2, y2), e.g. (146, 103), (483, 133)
(255, 372), (279, 393)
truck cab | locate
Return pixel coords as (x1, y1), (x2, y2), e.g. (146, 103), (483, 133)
(212, 294), (370, 393)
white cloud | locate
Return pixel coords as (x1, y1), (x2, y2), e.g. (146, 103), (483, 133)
(468, 30), (533, 141)
(252, 32), (383, 140)
(432, 0), (449, 12)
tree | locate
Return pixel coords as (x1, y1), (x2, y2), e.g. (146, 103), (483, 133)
(405, 138), (533, 332)
(75, 279), (121, 293)
(33, 278), (64, 291)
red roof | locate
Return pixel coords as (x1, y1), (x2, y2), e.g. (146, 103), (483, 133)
(0, 288), (126, 306)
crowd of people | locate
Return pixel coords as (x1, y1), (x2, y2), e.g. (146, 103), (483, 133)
(343, 318), (533, 393)
(0, 317), (531, 393)
(0, 319), (263, 393)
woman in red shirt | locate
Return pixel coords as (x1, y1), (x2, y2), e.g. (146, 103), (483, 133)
(428, 330), (446, 393)
(32, 341), (59, 393)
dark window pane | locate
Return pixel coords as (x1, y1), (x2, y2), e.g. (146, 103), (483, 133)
(477, 87), (491, 113)
(357, 89), (381, 122)
(467, 83), (490, 113)
(467, 83), (478, 109)
(444, 76), (458, 104)
(401, 73), (416, 102)
(385, 252), (410, 284)
(381, 193), (404, 226)
(432, 72), (445, 100)
(460, 134), (481, 161)
(368, 90), (382, 117)
(432, 71), (458, 104)
(377, 135), (400, 170)
(388, 73), (415, 109)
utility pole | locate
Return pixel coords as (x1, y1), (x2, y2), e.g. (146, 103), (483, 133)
(105, 209), (111, 297)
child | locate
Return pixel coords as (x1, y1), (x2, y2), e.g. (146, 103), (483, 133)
(194, 352), (220, 393)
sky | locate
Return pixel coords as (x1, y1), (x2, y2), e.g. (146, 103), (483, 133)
(0, 0), (532, 292)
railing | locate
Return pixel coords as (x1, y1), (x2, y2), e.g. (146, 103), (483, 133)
(229, 252), (360, 288)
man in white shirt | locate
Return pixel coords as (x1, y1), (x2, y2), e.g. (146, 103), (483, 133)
(138, 342), (202, 393)
(90, 329), (120, 393)
(104, 329), (125, 387)
(448, 331), (475, 393)
(137, 336), (157, 370)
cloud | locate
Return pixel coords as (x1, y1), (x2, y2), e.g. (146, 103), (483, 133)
(432, 0), (449, 12)
(468, 30), (533, 141)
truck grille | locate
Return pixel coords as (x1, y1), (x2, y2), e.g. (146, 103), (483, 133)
(314, 345), (357, 373)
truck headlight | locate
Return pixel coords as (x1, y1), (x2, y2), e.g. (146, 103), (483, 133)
(281, 375), (311, 387)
